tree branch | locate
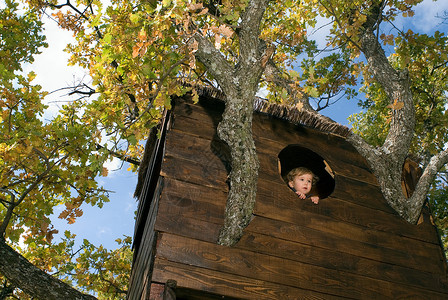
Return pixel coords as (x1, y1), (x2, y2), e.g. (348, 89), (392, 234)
(95, 143), (140, 166)
(0, 240), (97, 300)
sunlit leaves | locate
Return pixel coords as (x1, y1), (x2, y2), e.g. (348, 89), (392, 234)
(1, 2), (120, 297)
(0, 0), (47, 75)
(351, 29), (448, 159)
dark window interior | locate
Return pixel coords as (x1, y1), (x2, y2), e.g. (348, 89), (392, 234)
(278, 145), (335, 199)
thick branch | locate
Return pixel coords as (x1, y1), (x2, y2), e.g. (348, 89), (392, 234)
(193, 0), (272, 246)
(359, 28), (415, 159)
(0, 240), (96, 300)
(238, 0), (271, 68)
(193, 34), (234, 93)
(407, 148), (448, 223)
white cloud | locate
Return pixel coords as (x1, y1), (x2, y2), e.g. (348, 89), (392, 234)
(411, 0), (448, 33)
(23, 15), (90, 120)
(308, 15), (333, 50)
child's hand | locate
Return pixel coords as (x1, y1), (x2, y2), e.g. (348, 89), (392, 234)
(310, 196), (319, 204)
(295, 191), (307, 199)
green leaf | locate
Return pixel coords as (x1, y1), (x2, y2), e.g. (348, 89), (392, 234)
(103, 33), (112, 44)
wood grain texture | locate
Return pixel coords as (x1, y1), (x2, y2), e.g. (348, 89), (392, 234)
(128, 96), (448, 299)
(155, 233), (447, 299)
(152, 258), (347, 300)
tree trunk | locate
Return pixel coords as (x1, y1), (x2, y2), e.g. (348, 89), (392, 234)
(193, 0), (270, 246)
(0, 240), (97, 300)
(216, 89), (260, 246)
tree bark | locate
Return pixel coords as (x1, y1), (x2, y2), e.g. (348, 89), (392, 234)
(314, 1), (448, 224)
(193, 0), (270, 246)
(346, 16), (443, 224)
(0, 240), (97, 300)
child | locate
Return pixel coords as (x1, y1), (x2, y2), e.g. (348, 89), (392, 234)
(287, 167), (320, 204)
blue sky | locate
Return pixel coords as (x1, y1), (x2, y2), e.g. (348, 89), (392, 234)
(24, 0), (448, 250)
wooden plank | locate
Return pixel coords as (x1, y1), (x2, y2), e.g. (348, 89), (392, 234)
(162, 178), (228, 207)
(254, 198), (442, 259)
(170, 114), (217, 141)
(172, 97), (224, 124)
(155, 233), (447, 299)
(256, 177), (440, 245)
(152, 259), (347, 300)
(236, 232), (448, 294)
(246, 216), (446, 275)
(128, 178), (163, 300)
(158, 191), (225, 225)
(170, 113), (379, 187)
(164, 129), (230, 172)
(174, 287), (241, 300)
(162, 177), (439, 245)
(160, 155), (228, 191)
(155, 177), (444, 274)
(154, 208), (221, 244)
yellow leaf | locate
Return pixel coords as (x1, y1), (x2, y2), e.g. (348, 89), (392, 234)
(189, 55), (196, 69)
(102, 167), (108, 177)
(187, 3), (203, 10)
(295, 102), (304, 111)
(217, 24), (234, 37)
(198, 8), (209, 16)
(387, 98), (404, 110)
(189, 40), (199, 53)
(138, 29), (147, 41)
(214, 34), (222, 49)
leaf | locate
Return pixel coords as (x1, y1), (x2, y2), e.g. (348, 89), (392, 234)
(387, 98), (405, 110)
(129, 13), (139, 24)
(189, 40), (199, 53)
(187, 3), (203, 11)
(132, 45), (140, 58)
(103, 33), (112, 44)
(214, 34), (222, 49)
(138, 29), (147, 41)
(217, 24), (234, 37)
(192, 89), (199, 103)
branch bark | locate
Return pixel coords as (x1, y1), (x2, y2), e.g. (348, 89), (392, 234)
(346, 7), (442, 223)
(316, 1), (448, 223)
(193, 0), (271, 246)
(0, 240), (97, 300)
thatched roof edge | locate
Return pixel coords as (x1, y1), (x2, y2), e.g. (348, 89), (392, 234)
(196, 86), (351, 138)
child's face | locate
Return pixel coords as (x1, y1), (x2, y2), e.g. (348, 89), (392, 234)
(289, 173), (313, 195)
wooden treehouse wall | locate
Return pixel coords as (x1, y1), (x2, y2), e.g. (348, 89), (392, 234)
(127, 93), (448, 300)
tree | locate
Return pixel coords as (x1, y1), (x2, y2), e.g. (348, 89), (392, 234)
(57, 0), (448, 241)
(0, 1), (131, 298)
(348, 4), (448, 249)
(2, 0), (448, 298)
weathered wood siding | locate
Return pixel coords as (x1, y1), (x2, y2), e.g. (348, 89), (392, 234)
(129, 94), (448, 300)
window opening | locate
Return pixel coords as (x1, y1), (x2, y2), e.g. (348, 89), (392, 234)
(278, 145), (335, 200)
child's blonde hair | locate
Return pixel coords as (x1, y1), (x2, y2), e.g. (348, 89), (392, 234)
(286, 167), (319, 184)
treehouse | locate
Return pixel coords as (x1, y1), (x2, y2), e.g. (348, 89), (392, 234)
(127, 88), (448, 299)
